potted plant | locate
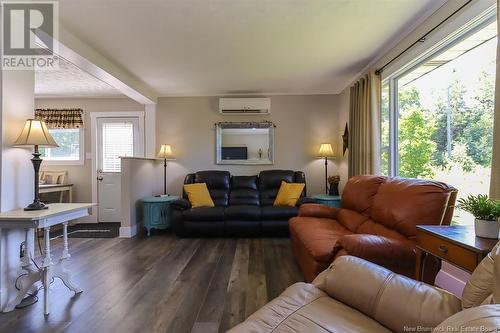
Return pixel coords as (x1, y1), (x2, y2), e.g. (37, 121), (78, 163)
(457, 194), (500, 239)
(328, 175), (340, 196)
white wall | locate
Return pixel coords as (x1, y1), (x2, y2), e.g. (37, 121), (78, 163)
(0, 70), (36, 310)
(120, 157), (163, 238)
(156, 95), (342, 196)
(35, 97), (145, 204)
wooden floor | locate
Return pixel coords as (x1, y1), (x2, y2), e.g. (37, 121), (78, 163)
(0, 233), (303, 333)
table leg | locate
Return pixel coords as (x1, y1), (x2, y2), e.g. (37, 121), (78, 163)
(3, 229), (41, 312)
(42, 227), (53, 315)
(53, 222), (82, 294)
(68, 188), (73, 203)
(415, 249), (426, 281)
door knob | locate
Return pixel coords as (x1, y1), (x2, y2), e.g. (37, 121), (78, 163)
(97, 176), (103, 181)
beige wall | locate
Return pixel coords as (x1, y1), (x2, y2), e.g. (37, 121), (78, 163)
(35, 97), (145, 203)
(156, 95), (342, 196)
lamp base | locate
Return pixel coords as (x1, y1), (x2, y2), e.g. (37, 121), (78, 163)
(24, 201), (48, 211)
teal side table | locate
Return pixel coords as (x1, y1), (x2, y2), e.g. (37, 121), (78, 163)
(312, 194), (341, 208)
(142, 195), (179, 236)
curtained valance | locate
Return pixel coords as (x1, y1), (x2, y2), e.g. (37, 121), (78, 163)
(35, 108), (84, 129)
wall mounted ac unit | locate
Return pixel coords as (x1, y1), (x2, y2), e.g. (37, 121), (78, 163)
(219, 98), (270, 115)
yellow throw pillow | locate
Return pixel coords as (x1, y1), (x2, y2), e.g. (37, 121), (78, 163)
(183, 183), (215, 208)
(273, 181), (305, 207)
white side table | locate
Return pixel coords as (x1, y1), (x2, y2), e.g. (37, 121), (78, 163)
(0, 203), (94, 315)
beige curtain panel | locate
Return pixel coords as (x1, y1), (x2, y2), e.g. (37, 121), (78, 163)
(490, 6), (500, 199)
(35, 109), (84, 129)
(348, 71), (381, 178)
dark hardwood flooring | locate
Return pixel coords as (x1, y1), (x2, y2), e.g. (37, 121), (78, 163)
(0, 232), (303, 333)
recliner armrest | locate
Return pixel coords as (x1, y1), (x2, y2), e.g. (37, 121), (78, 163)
(333, 234), (416, 268)
(171, 198), (191, 211)
(298, 203), (339, 219)
(313, 256), (462, 333)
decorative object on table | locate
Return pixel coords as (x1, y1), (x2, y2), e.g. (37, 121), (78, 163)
(342, 123), (349, 156)
(328, 175), (340, 196)
(457, 194), (500, 239)
(157, 144), (175, 196)
(317, 143), (335, 194)
(311, 194), (341, 208)
(13, 119), (59, 211)
(142, 195), (179, 236)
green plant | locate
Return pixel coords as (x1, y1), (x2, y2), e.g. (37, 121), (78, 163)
(457, 194), (500, 221)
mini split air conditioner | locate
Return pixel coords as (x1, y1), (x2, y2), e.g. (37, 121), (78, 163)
(219, 98), (270, 115)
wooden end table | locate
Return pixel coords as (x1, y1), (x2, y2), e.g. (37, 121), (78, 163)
(415, 225), (498, 281)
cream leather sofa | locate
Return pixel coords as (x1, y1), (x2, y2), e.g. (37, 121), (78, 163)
(228, 243), (500, 333)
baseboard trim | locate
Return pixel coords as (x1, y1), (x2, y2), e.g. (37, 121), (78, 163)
(119, 225), (137, 238)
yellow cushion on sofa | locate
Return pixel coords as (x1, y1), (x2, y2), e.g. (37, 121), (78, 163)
(274, 181), (305, 207)
(183, 183), (215, 208)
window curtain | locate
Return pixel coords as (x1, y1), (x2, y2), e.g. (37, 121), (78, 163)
(35, 108), (84, 129)
(348, 70), (381, 177)
(490, 5), (500, 199)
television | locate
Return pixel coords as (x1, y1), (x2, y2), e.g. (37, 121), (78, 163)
(222, 147), (247, 160)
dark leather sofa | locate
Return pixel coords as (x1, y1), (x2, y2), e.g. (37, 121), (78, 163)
(171, 170), (309, 237)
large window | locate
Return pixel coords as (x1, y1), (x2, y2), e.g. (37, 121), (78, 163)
(40, 128), (84, 165)
(381, 18), (497, 224)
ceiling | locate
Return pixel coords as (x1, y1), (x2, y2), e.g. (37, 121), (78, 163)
(57, 0), (446, 97)
(35, 57), (123, 98)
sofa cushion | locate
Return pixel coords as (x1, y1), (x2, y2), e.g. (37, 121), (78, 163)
(230, 176), (259, 206)
(192, 171), (230, 206)
(261, 206), (298, 220)
(274, 181), (305, 207)
(225, 205), (261, 221)
(341, 175), (386, 216)
(259, 170), (296, 206)
(289, 217), (352, 263)
(182, 207), (225, 222)
(371, 178), (455, 238)
(183, 183), (215, 208)
(227, 282), (392, 333)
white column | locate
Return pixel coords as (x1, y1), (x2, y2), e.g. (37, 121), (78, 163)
(145, 104), (156, 158)
(0, 69), (35, 311)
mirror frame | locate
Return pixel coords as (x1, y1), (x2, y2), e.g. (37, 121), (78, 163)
(215, 121), (275, 165)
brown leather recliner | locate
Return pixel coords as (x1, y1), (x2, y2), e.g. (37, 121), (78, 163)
(289, 175), (457, 282)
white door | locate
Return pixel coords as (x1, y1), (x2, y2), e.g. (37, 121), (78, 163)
(96, 117), (143, 222)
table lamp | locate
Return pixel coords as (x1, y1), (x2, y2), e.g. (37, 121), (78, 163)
(157, 144), (175, 196)
(318, 143), (335, 194)
(13, 119), (59, 210)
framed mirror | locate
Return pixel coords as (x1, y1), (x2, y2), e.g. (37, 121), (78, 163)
(216, 121), (274, 165)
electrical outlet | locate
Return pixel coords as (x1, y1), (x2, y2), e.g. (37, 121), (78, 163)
(19, 241), (26, 258)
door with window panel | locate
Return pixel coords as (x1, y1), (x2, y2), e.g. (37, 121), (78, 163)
(96, 117), (143, 222)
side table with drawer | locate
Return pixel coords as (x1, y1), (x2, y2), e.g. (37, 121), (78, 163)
(415, 225), (498, 282)
(311, 194), (341, 208)
(142, 195), (179, 236)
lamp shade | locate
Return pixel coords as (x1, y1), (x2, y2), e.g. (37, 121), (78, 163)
(13, 119), (58, 147)
(157, 144), (175, 159)
(318, 143), (335, 158)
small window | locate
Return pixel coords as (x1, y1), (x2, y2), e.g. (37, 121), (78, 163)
(40, 128), (84, 165)
(102, 122), (134, 172)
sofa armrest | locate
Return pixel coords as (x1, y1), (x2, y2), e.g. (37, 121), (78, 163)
(171, 198), (191, 211)
(333, 234), (416, 268)
(298, 203), (339, 219)
(313, 256), (462, 333)
(296, 197), (316, 207)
